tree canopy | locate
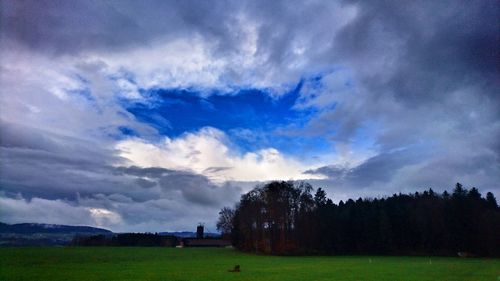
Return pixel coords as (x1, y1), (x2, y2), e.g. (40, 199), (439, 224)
(219, 181), (500, 256)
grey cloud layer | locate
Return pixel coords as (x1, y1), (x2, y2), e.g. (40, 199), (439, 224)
(298, 0), (499, 198)
(0, 121), (240, 231)
(2, 0), (246, 56)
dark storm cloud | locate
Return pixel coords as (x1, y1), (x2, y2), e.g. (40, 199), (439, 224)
(293, 0), (499, 197)
(1, 121), (120, 199)
(347, 149), (428, 186)
(306, 147), (432, 185)
(3, 0), (497, 84)
(305, 165), (350, 180)
(1, 0), (243, 56)
(336, 0), (499, 103)
(115, 166), (173, 178)
(116, 165), (241, 206)
(293, 0), (499, 140)
(307, 143), (499, 200)
(135, 178), (157, 189)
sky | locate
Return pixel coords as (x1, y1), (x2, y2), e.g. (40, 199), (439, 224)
(0, 0), (498, 232)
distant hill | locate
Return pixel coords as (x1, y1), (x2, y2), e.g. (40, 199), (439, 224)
(0, 222), (112, 235)
(0, 222), (112, 246)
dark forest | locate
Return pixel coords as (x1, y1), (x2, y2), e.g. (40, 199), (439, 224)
(218, 182), (500, 256)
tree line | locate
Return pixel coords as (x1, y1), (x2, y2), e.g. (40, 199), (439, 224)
(217, 181), (500, 256)
(71, 233), (177, 247)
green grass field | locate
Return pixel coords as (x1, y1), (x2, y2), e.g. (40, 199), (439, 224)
(1, 247), (498, 281)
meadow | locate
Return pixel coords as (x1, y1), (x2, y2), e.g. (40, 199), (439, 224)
(0, 247), (498, 281)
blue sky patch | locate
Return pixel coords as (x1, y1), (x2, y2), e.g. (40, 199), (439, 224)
(124, 84), (335, 157)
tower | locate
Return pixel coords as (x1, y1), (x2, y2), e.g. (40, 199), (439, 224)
(196, 223), (204, 239)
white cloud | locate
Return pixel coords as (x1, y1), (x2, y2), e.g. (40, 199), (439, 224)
(88, 207), (123, 227)
(88, 37), (228, 90)
(0, 46), (157, 141)
(116, 127), (326, 182)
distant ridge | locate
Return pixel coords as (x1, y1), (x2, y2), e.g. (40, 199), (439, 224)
(0, 222), (112, 235)
(0, 222), (113, 246)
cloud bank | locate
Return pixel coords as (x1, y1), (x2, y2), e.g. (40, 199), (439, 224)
(1, 0), (498, 231)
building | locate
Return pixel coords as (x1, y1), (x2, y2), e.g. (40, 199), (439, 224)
(182, 223), (231, 247)
(196, 224), (204, 239)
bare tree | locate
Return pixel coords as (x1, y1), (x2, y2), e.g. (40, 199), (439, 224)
(216, 207), (235, 239)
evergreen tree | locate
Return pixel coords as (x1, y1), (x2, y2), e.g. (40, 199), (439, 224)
(486, 192), (498, 209)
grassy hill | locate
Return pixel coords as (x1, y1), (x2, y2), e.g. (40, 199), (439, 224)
(1, 247), (498, 281)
